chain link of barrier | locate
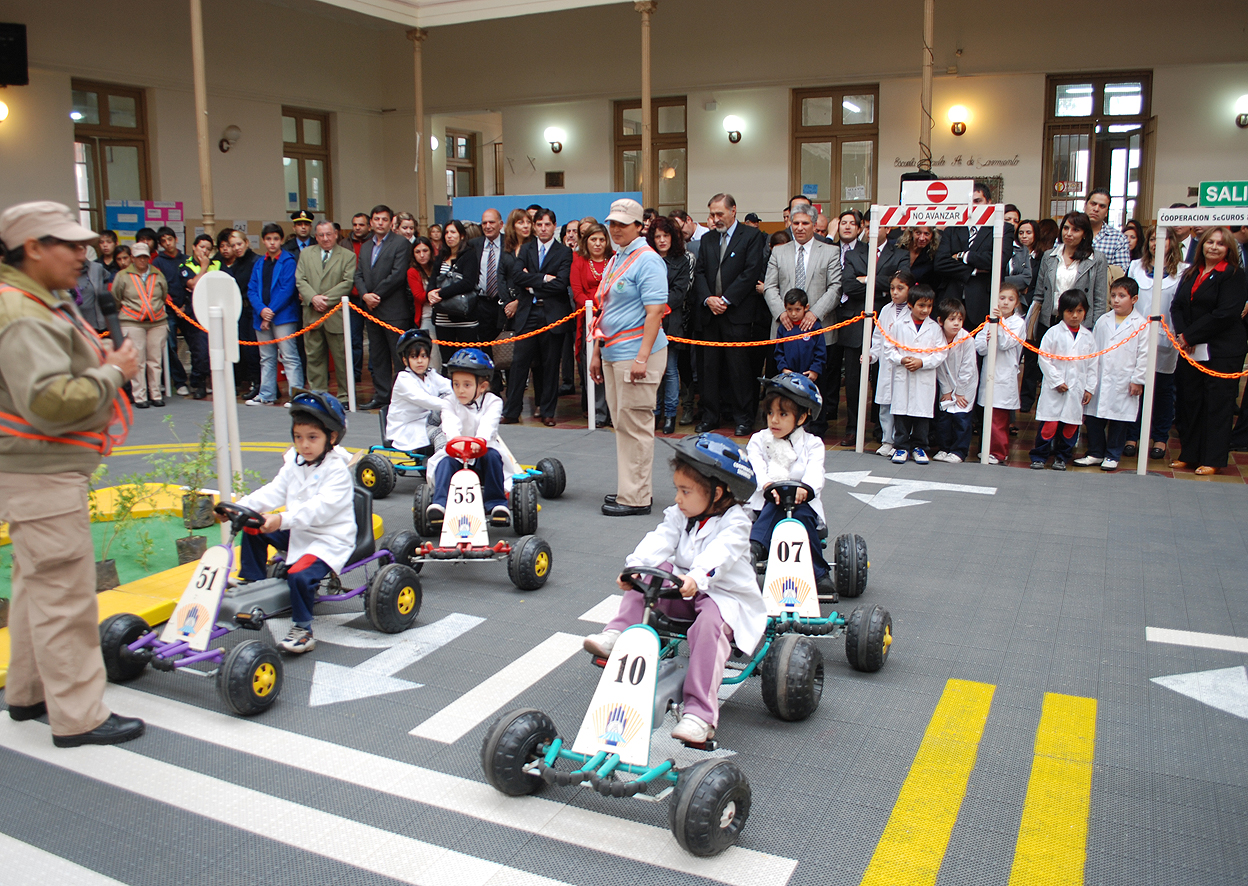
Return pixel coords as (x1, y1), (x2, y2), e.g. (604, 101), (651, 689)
(998, 314), (1150, 361)
(1158, 317), (1248, 379)
(346, 301), (585, 348)
(666, 311), (868, 348)
(870, 312), (987, 354)
(165, 299), (343, 345)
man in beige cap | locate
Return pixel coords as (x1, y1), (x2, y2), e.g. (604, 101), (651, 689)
(0, 201), (146, 747)
(590, 198), (669, 516)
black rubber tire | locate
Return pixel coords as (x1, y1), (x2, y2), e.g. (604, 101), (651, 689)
(534, 457), (566, 499)
(355, 453), (397, 500)
(507, 535), (552, 591)
(668, 759), (752, 857)
(99, 613), (150, 683)
(833, 533), (869, 598)
(480, 708), (557, 796)
(365, 563), (422, 633)
(845, 604), (892, 673)
(217, 639), (283, 716)
(512, 478), (539, 536)
(412, 483), (436, 537)
(759, 634), (824, 721)
(380, 529), (423, 573)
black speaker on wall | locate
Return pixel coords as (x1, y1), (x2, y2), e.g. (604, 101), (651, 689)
(0, 23), (29, 87)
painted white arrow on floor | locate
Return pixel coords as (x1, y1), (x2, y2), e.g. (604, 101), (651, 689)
(1152, 666), (1248, 720)
(825, 470), (997, 510)
(267, 612), (485, 706)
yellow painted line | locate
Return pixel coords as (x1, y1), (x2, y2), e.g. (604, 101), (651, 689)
(860, 679), (996, 886)
(1007, 693), (1097, 886)
(110, 442), (292, 455)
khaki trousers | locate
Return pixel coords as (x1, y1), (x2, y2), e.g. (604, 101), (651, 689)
(121, 320), (168, 402)
(603, 349), (666, 507)
(0, 471), (110, 736)
(304, 324), (348, 397)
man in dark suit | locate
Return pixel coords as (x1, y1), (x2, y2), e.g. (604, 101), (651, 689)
(469, 208), (506, 345)
(503, 208), (573, 425)
(934, 182), (1015, 329)
(826, 209), (870, 444)
(692, 193), (768, 436)
(353, 204), (411, 409)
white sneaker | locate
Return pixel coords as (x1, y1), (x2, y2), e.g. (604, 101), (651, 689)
(988, 454), (1002, 465)
(426, 503), (445, 522)
(912, 449), (930, 465)
(877, 444), (895, 458)
(1073, 455), (1103, 467)
(933, 451), (949, 462)
(283, 402), (292, 409)
(245, 397), (274, 406)
(944, 453), (963, 463)
(891, 449), (908, 464)
(671, 713), (714, 744)
(1101, 458), (1119, 471)
(491, 504), (511, 523)
(583, 630), (621, 658)
(279, 625), (316, 654)
(176, 385), (190, 397)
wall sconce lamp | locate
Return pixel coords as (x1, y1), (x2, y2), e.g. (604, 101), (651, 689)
(218, 124), (242, 152)
(948, 105), (969, 136)
(1236, 95), (1248, 129)
(544, 126), (566, 153)
(722, 115), (743, 144)
(0, 101), (8, 123)
(430, 135), (439, 151)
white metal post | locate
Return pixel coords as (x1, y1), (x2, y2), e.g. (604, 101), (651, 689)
(341, 295), (357, 412)
(222, 348), (243, 488)
(586, 302), (596, 431)
(163, 340), (173, 400)
(207, 307), (234, 543)
(1136, 225), (1166, 476)
(979, 207), (1006, 465)
(856, 211), (879, 452)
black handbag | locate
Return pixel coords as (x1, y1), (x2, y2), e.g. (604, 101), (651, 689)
(434, 265), (476, 323)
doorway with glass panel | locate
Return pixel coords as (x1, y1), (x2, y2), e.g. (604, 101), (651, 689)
(71, 80), (151, 232)
(614, 97), (687, 217)
(790, 86), (878, 219)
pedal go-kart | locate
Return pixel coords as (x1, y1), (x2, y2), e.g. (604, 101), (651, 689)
(754, 480), (870, 600)
(406, 436), (552, 592)
(97, 494), (424, 716)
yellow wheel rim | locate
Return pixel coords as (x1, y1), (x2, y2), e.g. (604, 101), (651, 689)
(252, 662), (277, 696)
(397, 586), (416, 615)
(361, 468), (376, 486)
(534, 551), (550, 577)
(881, 625), (893, 655)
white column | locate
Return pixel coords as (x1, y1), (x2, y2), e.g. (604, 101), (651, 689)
(189, 0), (215, 236)
(407, 28), (429, 232)
(855, 212), (879, 452)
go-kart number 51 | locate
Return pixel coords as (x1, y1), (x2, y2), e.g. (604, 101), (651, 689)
(452, 488), (476, 504)
(614, 654), (646, 685)
(775, 541), (803, 562)
(196, 567), (220, 589)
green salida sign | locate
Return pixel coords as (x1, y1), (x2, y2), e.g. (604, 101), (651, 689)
(1199, 181), (1248, 208)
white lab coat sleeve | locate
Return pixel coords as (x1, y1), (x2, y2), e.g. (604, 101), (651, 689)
(685, 509), (752, 592)
(235, 453), (295, 514)
(478, 394), (503, 448)
(1039, 326), (1064, 390)
(1130, 316), (1149, 385)
(1081, 332), (1099, 399)
(624, 505), (683, 569)
(799, 433), (825, 494)
(745, 433), (770, 512)
(919, 332), (950, 370)
(280, 459), (354, 533)
(974, 325), (989, 356)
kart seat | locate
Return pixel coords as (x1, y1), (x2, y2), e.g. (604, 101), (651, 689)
(348, 485), (376, 565)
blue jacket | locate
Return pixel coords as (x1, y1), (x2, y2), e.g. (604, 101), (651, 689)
(247, 250), (300, 328)
(774, 318), (827, 377)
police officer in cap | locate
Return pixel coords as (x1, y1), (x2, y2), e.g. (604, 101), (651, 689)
(285, 210), (316, 253)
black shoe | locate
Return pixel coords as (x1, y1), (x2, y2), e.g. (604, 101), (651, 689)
(150, 398), (165, 408)
(8, 701), (46, 721)
(816, 573), (838, 602)
(602, 501), (652, 517)
(192, 386), (208, 400)
(695, 421), (715, 434)
(596, 415), (612, 428)
(734, 424), (751, 437)
(360, 399), (387, 411)
(1149, 446), (1167, 460)
(604, 494), (617, 504)
(559, 384), (576, 396)
(663, 416), (676, 435)
(500, 416), (521, 424)
(679, 406), (696, 426)
(134, 400), (149, 409)
(240, 385), (259, 401)
(52, 713), (145, 748)
(1123, 443), (1138, 457)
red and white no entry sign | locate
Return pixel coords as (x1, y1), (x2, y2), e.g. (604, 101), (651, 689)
(926, 181), (948, 202)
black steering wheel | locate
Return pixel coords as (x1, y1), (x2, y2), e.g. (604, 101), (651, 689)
(620, 566), (686, 601)
(763, 480), (816, 514)
(214, 502), (266, 534)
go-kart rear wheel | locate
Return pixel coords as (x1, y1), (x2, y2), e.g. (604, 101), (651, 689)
(365, 563), (422, 633)
(355, 453), (397, 500)
(507, 536), (552, 591)
(512, 479), (539, 536)
(412, 483), (436, 537)
(217, 640), (283, 716)
(833, 533), (869, 598)
(669, 759), (751, 857)
(480, 708), (557, 796)
(845, 604), (892, 673)
(534, 457), (566, 499)
(759, 634), (824, 721)
(99, 613), (150, 683)
(379, 529), (423, 573)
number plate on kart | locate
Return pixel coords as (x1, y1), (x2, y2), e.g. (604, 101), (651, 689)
(159, 545), (232, 651)
(571, 624), (660, 766)
(439, 468), (490, 547)
(762, 519), (821, 618)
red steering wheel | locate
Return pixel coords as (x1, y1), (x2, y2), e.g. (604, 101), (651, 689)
(446, 436), (489, 461)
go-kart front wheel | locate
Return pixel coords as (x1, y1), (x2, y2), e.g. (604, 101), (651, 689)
(759, 633), (824, 721)
(379, 529), (423, 573)
(833, 533), (869, 598)
(534, 457), (566, 499)
(845, 604), (892, 673)
(480, 708), (557, 796)
(512, 479), (539, 536)
(669, 759), (752, 857)
(507, 536), (552, 591)
(217, 640), (283, 716)
(365, 563), (422, 634)
(412, 483), (436, 537)
(355, 453), (397, 500)
(99, 613), (150, 683)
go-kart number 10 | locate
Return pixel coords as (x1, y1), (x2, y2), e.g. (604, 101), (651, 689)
(614, 654), (647, 686)
(775, 540), (803, 562)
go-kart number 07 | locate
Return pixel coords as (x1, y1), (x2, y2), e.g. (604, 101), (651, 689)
(775, 541), (803, 562)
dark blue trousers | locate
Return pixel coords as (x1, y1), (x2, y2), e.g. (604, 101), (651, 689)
(239, 529), (331, 628)
(432, 449), (507, 510)
(934, 410), (973, 459)
(750, 502), (829, 579)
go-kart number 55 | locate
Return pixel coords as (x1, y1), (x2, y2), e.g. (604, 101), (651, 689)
(452, 487), (476, 504)
(614, 654), (647, 686)
(775, 541), (803, 563)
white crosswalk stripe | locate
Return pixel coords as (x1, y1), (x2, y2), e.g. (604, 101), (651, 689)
(0, 832), (131, 886)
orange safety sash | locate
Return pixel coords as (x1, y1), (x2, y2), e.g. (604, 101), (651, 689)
(118, 271), (163, 322)
(589, 245), (667, 348)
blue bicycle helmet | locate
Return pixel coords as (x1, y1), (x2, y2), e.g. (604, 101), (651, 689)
(760, 373), (823, 420)
(672, 433), (756, 502)
(289, 390), (348, 443)
(444, 347), (495, 378)
(396, 328), (433, 360)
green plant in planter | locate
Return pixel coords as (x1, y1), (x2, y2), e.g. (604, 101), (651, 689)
(148, 417), (218, 530)
(90, 465), (162, 590)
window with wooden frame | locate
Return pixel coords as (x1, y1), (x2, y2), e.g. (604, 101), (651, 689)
(790, 85), (879, 218)
(71, 79), (151, 232)
(282, 107), (332, 219)
(613, 97), (687, 215)
(445, 129), (478, 202)
(1040, 71), (1153, 225)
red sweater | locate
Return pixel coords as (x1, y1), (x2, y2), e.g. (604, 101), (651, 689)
(407, 267), (431, 324)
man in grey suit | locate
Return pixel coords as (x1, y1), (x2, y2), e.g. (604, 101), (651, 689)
(297, 220), (358, 398)
(352, 204), (411, 409)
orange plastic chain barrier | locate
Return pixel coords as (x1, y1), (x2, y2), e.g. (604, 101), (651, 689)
(667, 311), (867, 348)
(165, 299), (342, 344)
(998, 314), (1150, 361)
(871, 312), (987, 354)
(1158, 317), (1248, 379)
(347, 301), (585, 348)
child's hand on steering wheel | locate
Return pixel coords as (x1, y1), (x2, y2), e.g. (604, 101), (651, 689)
(678, 574), (698, 598)
(260, 513), (283, 533)
(616, 574), (633, 592)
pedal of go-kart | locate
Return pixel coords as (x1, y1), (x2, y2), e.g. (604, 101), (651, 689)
(679, 738), (718, 751)
(590, 655), (608, 669)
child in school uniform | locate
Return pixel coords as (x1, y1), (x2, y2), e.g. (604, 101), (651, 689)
(425, 348), (508, 523)
(233, 391), (356, 654)
(1030, 289), (1098, 470)
(871, 270), (914, 458)
(746, 374), (833, 597)
(933, 298), (978, 463)
(583, 434), (764, 745)
(774, 288), (826, 384)
(386, 329), (453, 456)
(975, 283), (1026, 464)
(1074, 277), (1148, 471)
(886, 283), (947, 465)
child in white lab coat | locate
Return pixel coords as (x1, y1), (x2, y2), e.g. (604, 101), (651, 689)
(886, 283), (948, 465)
(975, 283), (1026, 464)
(1074, 278), (1148, 471)
(386, 329), (453, 455)
(871, 270), (914, 458)
(1029, 289), (1098, 470)
(582, 434), (764, 746)
(933, 297), (978, 463)
(234, 391), (356, 654)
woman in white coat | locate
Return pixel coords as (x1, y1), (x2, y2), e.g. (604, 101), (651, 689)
(1029, 291), (1098, 469)
(1076, 279), (1149, 470)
